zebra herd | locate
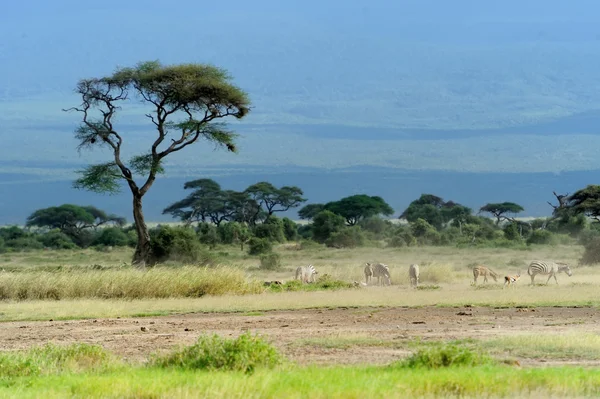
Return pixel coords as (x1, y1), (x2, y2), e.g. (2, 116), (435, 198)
(291, 260), (572, 289)
(473, 260), (573, 289)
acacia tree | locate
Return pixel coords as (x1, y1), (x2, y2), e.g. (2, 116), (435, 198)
(325, 195), (394, 225)
(66, 61), (250, 267)
(245, 182), (306, 223)
(479, 202), (524, 225)
(298, 203), (325, 221)
(564, 185), (600, 221)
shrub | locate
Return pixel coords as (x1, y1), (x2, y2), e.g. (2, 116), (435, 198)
(248, 237), (273, 255)
(282, 217), (298, 241)
(312, 210), (345, 243)
(198, 224), (220, 249)
(526, 230), (555, 245)
(92, 227), (130, 247)
(151, 332), (283, 374)
(5, 237), (44, 251)
(398, 344), (494, 369)
(325, 227), (365, 248)
(37, 230), (78, 249)
(580, 237), (600, 265)
(149, 225), (205, 265)
(358, 217), (392, 237)
(260, 252), (282, 270)
(253, 216), (286, 243)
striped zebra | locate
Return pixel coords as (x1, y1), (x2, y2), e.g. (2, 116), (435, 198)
(366, 263), (391, 286)
(503, 273), (521, 289)
(527, 261), (572, 285)
(472, 265), (499, 285)
(409, 264), (419, 288)
(364, 263), (374, 284)
(295, 264), (318, 283)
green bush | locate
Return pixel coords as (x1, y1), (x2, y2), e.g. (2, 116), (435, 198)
(151, 332), (283, 374)
(312, 210), (345, 243)
(398, 344), (494, 369)
(580, 236), (600, 265)
(198, 223), (220, 249)
(253, 216), (286, 243)
(37, 230), (78, 249)
(282, 217), (298, 241)
(526, 229), (555, 245)
(325, 227), (365, 248)
(260, 252), (282, 270)
(5, 237), (44, 251)
(248, 237), (273, 255)
(149, 225), (205, 265)
(92, 227), (130, 247)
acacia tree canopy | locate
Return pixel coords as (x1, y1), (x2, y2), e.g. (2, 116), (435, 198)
(324, 195), (394, 225)
(26, 204), (125, 238)
(298, 204), (325, 220)
(400, 194), (471, 230)
(565, 185), (600, 222)
(245, 182), (306, 221)
(479, 202), (524, 224)
(66, 60), (250, 267)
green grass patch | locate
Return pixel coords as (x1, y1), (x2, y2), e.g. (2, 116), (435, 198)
(415, 284), (441, 290)
(269, 274), (356, 293)
(486, 333), (600, 361)
(150, 332), (283, 374)
(3, 365), (600, 398)
(0, 343), (117, 379)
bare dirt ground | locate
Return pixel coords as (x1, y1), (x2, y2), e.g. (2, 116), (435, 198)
(1, 305), (599, 366)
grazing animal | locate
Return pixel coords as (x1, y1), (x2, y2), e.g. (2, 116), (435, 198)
(409, 264), (420, 287)
(527, 260), (572, 285)
(366, 263), (391, 286)
(364, 263), (374, 284)
(295, 264), (318, 283)
(503, 273), (521, 289)
(472, 265), (499, 285)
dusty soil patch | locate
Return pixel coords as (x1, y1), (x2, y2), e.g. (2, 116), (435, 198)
(1, 306), (599, 366)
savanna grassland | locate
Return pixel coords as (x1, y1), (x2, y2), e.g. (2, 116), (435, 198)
(0, 243), (599, 397)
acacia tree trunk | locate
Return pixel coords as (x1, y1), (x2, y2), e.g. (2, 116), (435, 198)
(132, 194), (152, 268)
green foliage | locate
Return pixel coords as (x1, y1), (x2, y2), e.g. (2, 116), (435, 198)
(129, 153), (165, 175)
(248, 237), (273, 255)
(580, 236), (600, 265)
(358, 217), (393, 238)
(197, 223), (220, 249)
(275, 275), (355, 292)
(253, 216), (286, 242)
(37, 230), (78, 250)
(397, 344), (494, 369)
(298, 204), (325, 220)
(312, 210), (346, 243)
(325, 227), (366, 248)
(281, 217), (298, 241)
(151, 332), (282, 374)
(324, 194), (393, 225)
(411, 218), (441, 245)
(5, 237), (44, 251)
(527, 230), (555, 245)
(565, 185), (600, 220)
(0, 343), (114, 378)
(259, 253), (282, 270)
(72, 163), (122, 194)
(401, 194), (471, 230)
(92, 227), (130, 247)
(503, 221), (521, 241)
(479, 202), (524, 224)
(149, 225), (205, 265)
(246, 182), (306, 217)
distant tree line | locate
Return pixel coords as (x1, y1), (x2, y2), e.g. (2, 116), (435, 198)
(5, 182), (600, 266)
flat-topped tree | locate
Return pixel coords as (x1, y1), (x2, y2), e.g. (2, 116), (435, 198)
(65, 61), (250, 267)
(479, 202), (524, 225)
(245, 182), (306, 223)
(325, 195), (394, 225)
(565, 185), (600, 222)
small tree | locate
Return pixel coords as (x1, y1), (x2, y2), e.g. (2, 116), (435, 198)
(312, 210), (346, 243)
(565, 185), (600, 222)
(26, 204), (125, 246)
(66, 60), (250, 267)
(479, 202), (524, 225)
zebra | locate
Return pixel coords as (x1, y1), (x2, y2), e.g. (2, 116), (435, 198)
(472, 265), (499, 285)
(409, 264), (419, 288)
(295, 264), (318, 283)
(503, 273), (521, 289)
(527, 261), (572, 285)
(366, 263), (391, 286)
(364, 263), (374, 284)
